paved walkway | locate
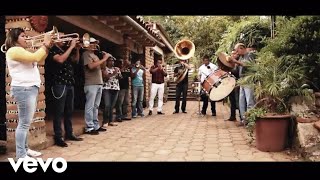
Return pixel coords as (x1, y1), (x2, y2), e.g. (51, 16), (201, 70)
(0, 101), (300, 161)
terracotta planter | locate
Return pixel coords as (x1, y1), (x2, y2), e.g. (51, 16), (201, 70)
(255, 114), (291, 152)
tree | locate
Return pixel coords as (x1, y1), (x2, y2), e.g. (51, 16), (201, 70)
(142, 16), (237, 67)
(217, 16), (271, 54)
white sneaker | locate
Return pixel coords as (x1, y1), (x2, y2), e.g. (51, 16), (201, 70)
(16, 155), (33, 161)
(27, 149), (42, 157)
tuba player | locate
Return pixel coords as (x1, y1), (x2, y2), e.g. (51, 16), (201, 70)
(173, 59), (191, 114)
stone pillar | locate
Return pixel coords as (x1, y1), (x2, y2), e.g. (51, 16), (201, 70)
(144, 47), (154, 108)
(5, 16), (48, 151)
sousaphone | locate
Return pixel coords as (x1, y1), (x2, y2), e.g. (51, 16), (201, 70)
(174, 39), (195, 83)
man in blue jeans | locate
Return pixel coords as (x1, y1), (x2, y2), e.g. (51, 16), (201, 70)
(82, 37), (110, 134)
(131, 60), (145, 118)
(231, 43), (256, 126)
(49, 38), (83, 147)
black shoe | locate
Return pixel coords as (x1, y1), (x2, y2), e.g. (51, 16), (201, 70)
(212, 113), (216, 116)
(116, 119), (123, 122)
(157, 111), (165, 115)
(85, 130), (99, 135)
(182, 111), (187, 113)
(55, 139), (68, 147)
(225, 117), (236, 121)
(65, 134), (83, 141)
(149, 110), (152, 115)
(122, 117), (131, 121)
(173, 111), (179, 114)
(97, 127), (107, 132)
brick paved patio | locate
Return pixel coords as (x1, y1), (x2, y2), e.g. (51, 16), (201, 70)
(0, 101), (299, 161)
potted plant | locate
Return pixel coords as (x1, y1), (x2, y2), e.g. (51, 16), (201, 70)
(238, 52), (312, 152)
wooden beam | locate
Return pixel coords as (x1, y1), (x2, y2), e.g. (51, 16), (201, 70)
(130, 34), (144, 39)
(113, 25), (129, 31)
(107, 22), (127, 30)
(105, 16), (120, 24)
(56, 16), (124, 45)
(118, 26), (133, 31)
(105, 16), (120, 21)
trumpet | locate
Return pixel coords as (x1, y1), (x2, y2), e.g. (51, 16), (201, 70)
(1, 26), (80, 53)
(79, 33), (101, 51)
(25, 26), (81, 50)
(134, 64), (146, 70)
(115, 67), (123, 79)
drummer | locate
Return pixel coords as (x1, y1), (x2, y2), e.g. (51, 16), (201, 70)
(198, 55), (218, 116)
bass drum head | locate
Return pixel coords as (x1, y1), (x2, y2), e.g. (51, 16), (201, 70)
(209, 76), (236, 101)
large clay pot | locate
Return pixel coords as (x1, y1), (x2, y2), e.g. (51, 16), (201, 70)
(255, 114), (291, 152)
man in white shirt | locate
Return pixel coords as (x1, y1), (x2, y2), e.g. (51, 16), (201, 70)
(198, 55), (218, 116)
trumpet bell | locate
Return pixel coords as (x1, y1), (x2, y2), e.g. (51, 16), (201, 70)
(174, 39), (195, 60)
(82, 33), (90, 48)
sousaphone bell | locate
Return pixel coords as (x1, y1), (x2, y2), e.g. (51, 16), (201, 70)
(173, 39), (195, 83)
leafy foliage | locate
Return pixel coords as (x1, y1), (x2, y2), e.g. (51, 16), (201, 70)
(262, 16), (320, 91)
(217, 17), (270, 53)
(238, 52), (312, 113)
(238, 51), (313, 142)
(245, 108), (267, 143)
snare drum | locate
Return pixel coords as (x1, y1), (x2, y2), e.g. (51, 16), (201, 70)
(202, 69), (236, 101)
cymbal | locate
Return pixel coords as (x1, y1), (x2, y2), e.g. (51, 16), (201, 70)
(217, 52), (235, 68)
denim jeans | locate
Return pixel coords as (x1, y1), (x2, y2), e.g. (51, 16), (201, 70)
(239, 86), (255, 121)
(52, 85), (74, 140)
(84, 85), (102, 132)
(11, 86), (38, 158)
(116, 89), (129, 119)
(103, 89), (119, 124)
(132, 86), (144, 116)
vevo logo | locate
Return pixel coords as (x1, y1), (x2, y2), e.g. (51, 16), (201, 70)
(8, 157), (67, 173)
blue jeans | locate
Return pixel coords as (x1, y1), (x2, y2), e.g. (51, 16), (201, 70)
(115, 89), (129, 120)
(52, 85), (74, 139)
(84, 85), (102, 132)
(11, 86), (38, 158)
(103, 89), (119, 124)
(132, 86), (144, 117)
(239, 86), (255, 121)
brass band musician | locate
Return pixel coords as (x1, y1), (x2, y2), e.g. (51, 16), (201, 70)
(198, 55), (218, 116)
(173, 59), (191, 114)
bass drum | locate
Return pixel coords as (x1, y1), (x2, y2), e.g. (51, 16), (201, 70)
(202, 69), (236, 101)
